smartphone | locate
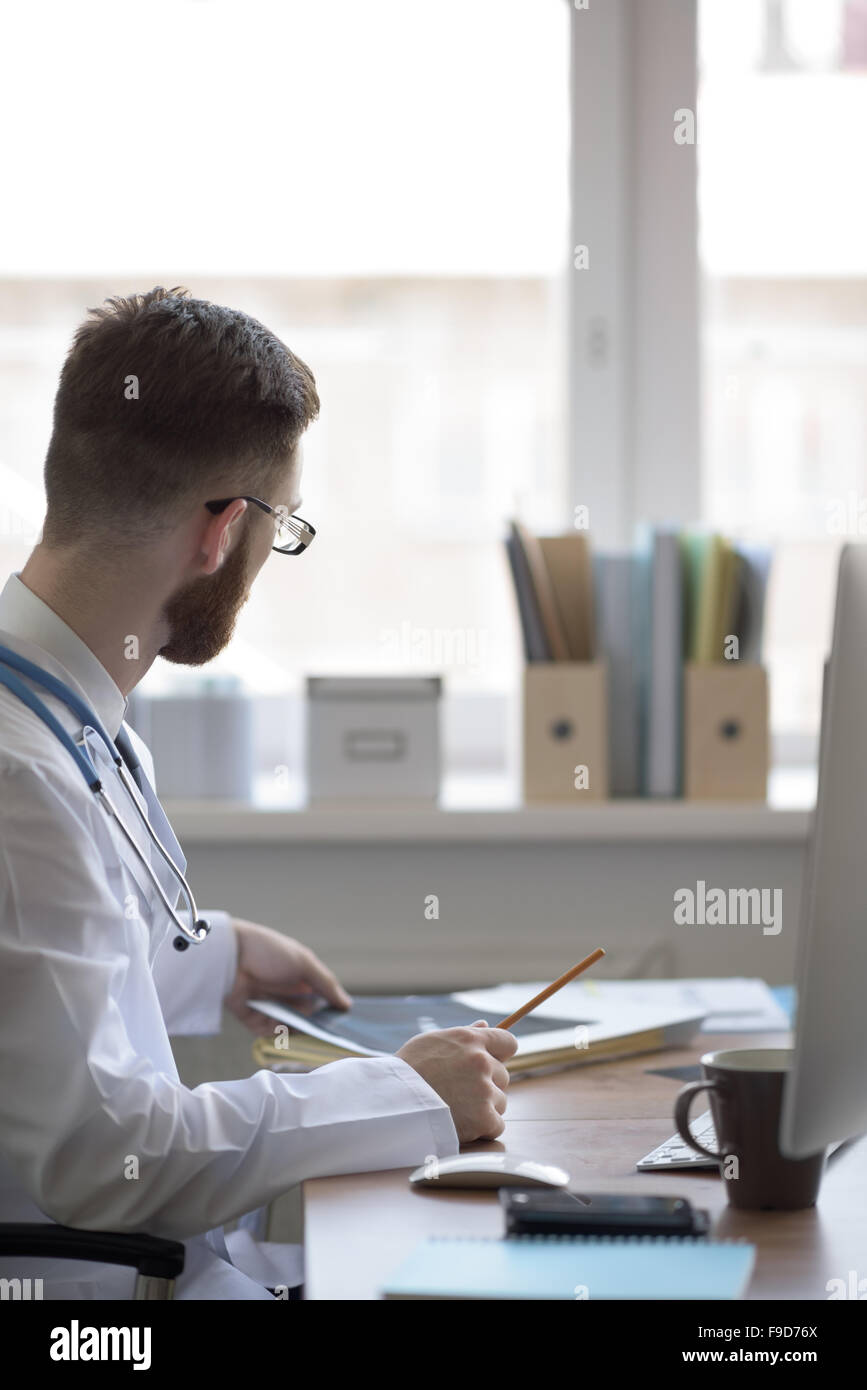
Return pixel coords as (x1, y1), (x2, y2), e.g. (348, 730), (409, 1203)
(499, 1189), (710, 1238)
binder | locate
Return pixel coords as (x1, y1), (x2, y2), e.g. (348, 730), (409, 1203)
(511, 521), (571, 660)
(537, 533), (595, 661)
(504, 533), (550, 661)
(594, 553), (642, 796)
(644, 530), (684, 797)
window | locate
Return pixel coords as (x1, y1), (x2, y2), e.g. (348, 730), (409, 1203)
(0, 0), (570, 731)
(698, 0), (867, 756)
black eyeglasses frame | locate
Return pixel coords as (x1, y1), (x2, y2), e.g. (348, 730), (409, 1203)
(205, 496), (316, 555)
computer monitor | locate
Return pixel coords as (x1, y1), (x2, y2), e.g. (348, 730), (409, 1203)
(781, 542), (867, 1158)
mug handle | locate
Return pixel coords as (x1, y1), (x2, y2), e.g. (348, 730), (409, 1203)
(674, 1080), (723, 1161)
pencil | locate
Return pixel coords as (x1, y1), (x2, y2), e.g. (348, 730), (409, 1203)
(493, 947), (606, 1030)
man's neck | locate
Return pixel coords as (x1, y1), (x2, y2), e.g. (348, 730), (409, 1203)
(19, 545), (171, 697)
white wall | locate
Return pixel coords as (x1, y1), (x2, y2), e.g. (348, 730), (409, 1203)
(182, 834), (806, 992)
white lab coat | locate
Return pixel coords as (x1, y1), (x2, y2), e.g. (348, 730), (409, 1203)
(0, 574), (458, 1299)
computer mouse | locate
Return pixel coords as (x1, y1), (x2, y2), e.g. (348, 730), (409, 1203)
(409, 1153), (570, 1190)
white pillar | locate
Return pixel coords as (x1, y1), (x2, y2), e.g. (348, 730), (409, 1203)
(568, 0), (700, 545)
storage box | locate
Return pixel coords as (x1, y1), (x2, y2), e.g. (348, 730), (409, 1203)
(132, 687), (253, 801)
(523, 662), (608, 802)
(683, 663), (769, 800)
(306, 676), (441, 803)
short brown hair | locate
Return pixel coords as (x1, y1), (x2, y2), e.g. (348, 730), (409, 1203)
(43, 286), (319, 545)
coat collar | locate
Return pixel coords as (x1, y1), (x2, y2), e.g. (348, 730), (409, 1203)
(0, 572), (127, 739)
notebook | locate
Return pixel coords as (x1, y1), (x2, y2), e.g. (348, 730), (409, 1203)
(714, 540), (742, 659)
(693, 532), (728, 663)
(382, 1235), (756, 1301)
(732, 541), (772, 663)
(504, 531), (550, 661)
(249, 987), (705, 1077)
(511, 520), (570, 660)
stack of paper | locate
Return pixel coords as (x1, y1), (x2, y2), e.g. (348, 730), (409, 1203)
(455, 978), (790, 1035)
(249, 984), (709, 1077)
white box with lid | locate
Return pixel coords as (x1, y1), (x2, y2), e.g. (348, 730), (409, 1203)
(306, 676), (441, 804)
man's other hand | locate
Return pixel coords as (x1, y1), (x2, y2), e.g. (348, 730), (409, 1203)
(226, 918), (352, 1035)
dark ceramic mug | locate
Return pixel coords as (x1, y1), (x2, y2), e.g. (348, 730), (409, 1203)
(674, 1048), (827, 1211)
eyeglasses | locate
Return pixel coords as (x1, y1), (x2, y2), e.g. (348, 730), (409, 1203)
(205, 496), (316, 555)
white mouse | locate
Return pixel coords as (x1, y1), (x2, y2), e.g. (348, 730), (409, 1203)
(409, 1153), (570, 1190)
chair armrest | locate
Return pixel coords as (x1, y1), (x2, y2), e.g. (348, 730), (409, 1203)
(0, 1223), (184, 1281)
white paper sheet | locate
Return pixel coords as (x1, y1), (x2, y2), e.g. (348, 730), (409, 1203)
(453, 978), (790, 1033)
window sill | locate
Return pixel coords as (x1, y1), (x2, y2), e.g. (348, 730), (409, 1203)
(164, 769), (813, 845)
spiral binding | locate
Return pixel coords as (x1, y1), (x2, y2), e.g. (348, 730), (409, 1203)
(432, 1233), (749, 1245)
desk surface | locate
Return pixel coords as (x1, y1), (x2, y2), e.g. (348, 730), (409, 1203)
(301, 1031), (866, 1300)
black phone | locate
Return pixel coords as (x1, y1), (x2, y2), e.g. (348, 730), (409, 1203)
(499, 1189), (710, 1238)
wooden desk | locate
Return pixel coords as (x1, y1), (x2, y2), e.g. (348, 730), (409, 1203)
(302, 1031), (867, 1299)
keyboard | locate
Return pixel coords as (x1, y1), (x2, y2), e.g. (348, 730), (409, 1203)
(637, 1111), (849, 1172)
(637, 1110), (720, 1171)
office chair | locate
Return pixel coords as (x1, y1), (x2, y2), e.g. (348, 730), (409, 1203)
(0, 1224), (184, 1299)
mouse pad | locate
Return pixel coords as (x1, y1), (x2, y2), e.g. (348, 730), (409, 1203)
(644, 1065), (702, 1082)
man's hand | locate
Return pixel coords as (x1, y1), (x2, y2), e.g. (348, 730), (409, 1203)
(396, 1022), (518, 1143)
(225, 917), (352, 1035)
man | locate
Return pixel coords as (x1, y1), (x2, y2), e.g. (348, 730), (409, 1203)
(0, 287), (517, 1299)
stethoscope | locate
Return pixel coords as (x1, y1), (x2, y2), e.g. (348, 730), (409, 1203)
(0, 644), (210, 951)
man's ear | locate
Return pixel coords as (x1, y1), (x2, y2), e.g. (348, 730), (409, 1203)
(199, 499), (248, 577)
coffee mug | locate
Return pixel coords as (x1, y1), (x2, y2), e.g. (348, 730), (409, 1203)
(674, 1048), (826, 1211)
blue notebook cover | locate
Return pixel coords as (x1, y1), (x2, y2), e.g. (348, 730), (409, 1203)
(382, 1235), (755, 1300)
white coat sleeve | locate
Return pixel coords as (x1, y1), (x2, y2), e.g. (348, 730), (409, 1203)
(150, 908), (237, 1036)
(0, 760), (459, 1241)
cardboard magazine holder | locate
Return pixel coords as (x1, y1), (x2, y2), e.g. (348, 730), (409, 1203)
(523, 662), (608, 802)
(683, 662), (769, 800)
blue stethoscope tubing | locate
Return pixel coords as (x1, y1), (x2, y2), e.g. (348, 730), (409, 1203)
(0, 644), (209, 951)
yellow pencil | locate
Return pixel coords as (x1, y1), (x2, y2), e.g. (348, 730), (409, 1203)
(494, 947), (606, 1030)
